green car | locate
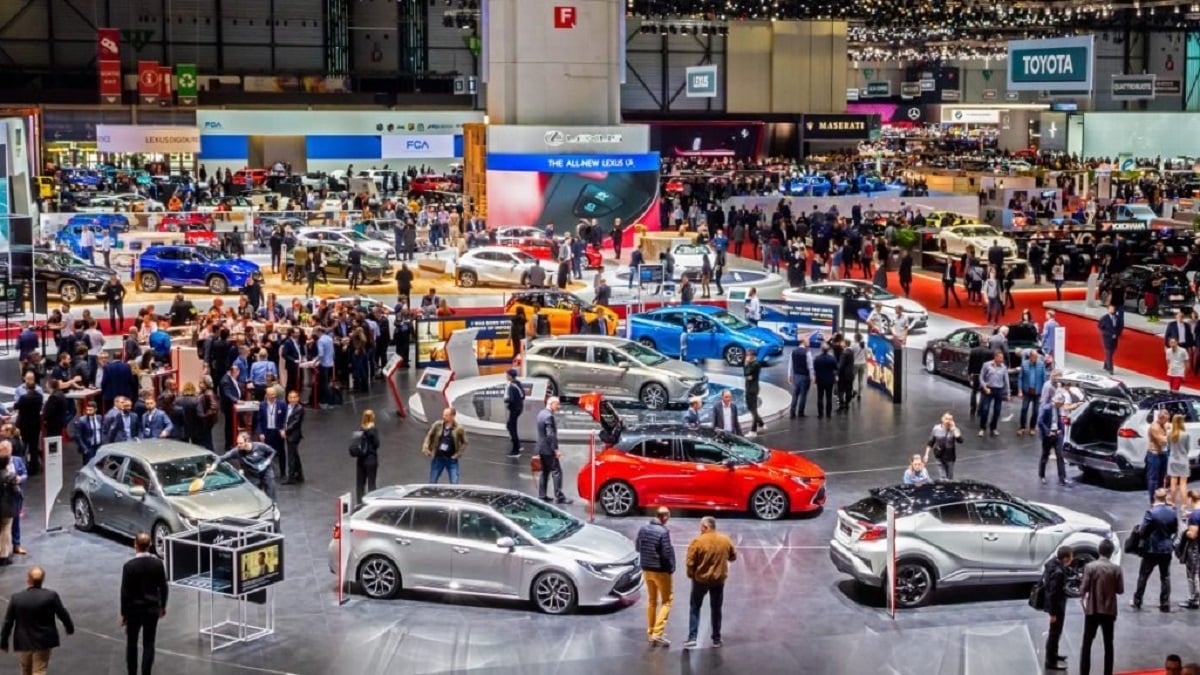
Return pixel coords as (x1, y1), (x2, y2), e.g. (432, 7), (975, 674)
(284, 241), (389, 285)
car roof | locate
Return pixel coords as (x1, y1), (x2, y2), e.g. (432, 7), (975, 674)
(647, 304), (723, 316)
(362, 484), (524, 506)
(466, 246), (528, 255)
(98, 439), (216, 463)
(1135, 392), (1200, 410)
(615, 424), (735, 446)
(868, 480), (1014, 511)
(533, 335), (636, 346)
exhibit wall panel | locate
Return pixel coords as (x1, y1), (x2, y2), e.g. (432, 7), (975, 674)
(726, 22), (772, 114)
(771, 22), (810, 113)
(1081, 112), (1200, 157)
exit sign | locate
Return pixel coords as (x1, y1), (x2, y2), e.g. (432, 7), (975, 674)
(554, 6), (576, 28)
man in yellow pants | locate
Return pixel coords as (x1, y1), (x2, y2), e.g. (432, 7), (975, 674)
(636, 507), (675, 647)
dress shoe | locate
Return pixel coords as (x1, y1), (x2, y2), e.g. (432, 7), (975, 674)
(1130, 599), (1142, 610)
(1044, 661), (1066, 671)
(13, 547), (26, 555)
(1161, 605), (1172, 613)
(555, 497), (573, 505)
(1177, 600), (1199, 609)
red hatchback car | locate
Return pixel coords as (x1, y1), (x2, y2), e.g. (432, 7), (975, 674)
(577, 411), (825, 521)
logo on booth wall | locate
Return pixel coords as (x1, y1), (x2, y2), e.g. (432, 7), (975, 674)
(907, 107), (921, 120)
(554, 6), (576, 29)
(545, 130), (566, 146)
(544, 130), (623, 147)
(405, 140), (431, 151)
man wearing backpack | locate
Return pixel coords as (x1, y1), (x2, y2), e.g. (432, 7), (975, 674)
(503, 369), (524, 458)
(1041, 545), (1073, 670)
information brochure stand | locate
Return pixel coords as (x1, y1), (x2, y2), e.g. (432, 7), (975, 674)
(166, 517), (284, 652)
(416, 368), (455, 421)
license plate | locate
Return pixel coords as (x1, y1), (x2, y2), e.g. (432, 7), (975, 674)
(1170, 295), (1184, 301)
(839, 522), (852, 536)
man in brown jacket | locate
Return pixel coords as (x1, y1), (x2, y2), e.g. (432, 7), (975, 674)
(683, 516), (736, 649)
(1079, 538), (1123, 675)
(422, 407), (467, 484)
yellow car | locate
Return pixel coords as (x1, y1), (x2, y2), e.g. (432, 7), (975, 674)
(504, 290), (618, 336)
(36, 176), (56, 200)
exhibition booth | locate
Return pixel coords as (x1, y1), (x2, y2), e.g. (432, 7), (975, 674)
(195, 109), (484, 175)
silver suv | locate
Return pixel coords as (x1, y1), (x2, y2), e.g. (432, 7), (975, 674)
(328, 484), (642, 614)
(521, 335), (707, 410)
(829, 481), (1120, 608)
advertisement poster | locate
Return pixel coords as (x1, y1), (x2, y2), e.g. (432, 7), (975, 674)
(0, 178), (9, 257)
(649, 122), (763, 159)
(485, 153), (661, 231)
(756, 299), (842, 346)
(866, 333), (896, 399)
(176, 63), (198, 106)
(414, 315), (518, 368)
(237, 541), (284, 594)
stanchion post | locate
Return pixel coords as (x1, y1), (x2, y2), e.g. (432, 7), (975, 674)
(588, 430), (596, 523)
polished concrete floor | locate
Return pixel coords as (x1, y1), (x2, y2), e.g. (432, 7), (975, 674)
(0, 343), (1197, 675)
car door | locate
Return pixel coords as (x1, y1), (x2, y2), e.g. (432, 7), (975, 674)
(179, 249), (209, 285)
(973, 500), (1041, 580)
(908, 503), (982, 582)
(677, 438), (737, 508)
(119, 458), (162, 537)
(450, 508), (523, 597)
(400, 504), (454, 590)
(624, 438), (686, 506)
(86, 454), (130, 532)
(588, 346), (633, 398)
(552, 344), (590, 395)
(941, 330), (978, 380)
(476, 251), (506, 284)
(684, 314), (718, 359)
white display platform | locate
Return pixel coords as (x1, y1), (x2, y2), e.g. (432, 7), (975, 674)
(409, 371), (792, 441)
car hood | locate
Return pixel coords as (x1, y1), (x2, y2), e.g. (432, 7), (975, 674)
(648, 357), (706, 380)
(1036, 502), (1112, 532)
(221, 259), (260, 274)
(553, 522), (638, 564)
(743, 326), (784, 346)
(167, 486), (274, 521)
(881, 297), (928, 315)
(761, 449), (825, 480)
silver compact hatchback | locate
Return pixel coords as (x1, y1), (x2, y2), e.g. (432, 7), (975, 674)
(521, 335), (708, 410)
(329, 484), (643, 614)
(829, 481), (1120, 608)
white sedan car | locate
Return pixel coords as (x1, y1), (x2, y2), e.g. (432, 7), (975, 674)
(671, 243), (713, 279)
(936, 224), (1018, 258)
(494, 226), (550, 242)
(456, 246), (541, 288)
(297, 227), (395, 260)
(783, 280), (929, 328)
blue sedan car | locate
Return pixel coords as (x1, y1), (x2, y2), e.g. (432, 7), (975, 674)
(67, 213), (130, 233)
(628, 305), (785, 366)
(136, 245), (259, 295)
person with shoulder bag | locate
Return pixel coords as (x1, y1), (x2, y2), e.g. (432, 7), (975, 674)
(1041, 546), (1073, 670)
(422, 407), (465, 485)
(351, 410), (380, 504)
(1178, 489), (1200, 610)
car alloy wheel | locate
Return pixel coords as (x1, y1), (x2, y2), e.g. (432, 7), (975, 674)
(358, 556), (401, 599)
(640, 383), (668, 410)
(72, 495), (94, 532)
(1064, 550), (1095, 598)
(1137, 298), (1148, 315)
(58, 281), (81, 304)
(544, 378), (559, 397)
(139, 272), (161, 292)
(924, 351), (937, 374)
(459, 270), (478, 288)
(750, 485), (788, 520)
(723, 344), (746, 366)
(894, 562), (934, 608)
(208, 275), (229, 295)
(599, 481), (636, 516)
(637, 337), (656, 349)
(533, 571), (577, 614)
(152, 521), (172, 559)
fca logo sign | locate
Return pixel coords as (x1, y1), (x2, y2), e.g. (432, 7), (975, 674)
(405, 140), (430, 150)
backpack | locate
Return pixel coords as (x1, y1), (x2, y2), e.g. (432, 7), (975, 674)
(1028, 580), (1046, 611)
(348, 437), (363, 458)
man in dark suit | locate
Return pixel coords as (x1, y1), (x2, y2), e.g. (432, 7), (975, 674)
(710, 390), (741, 436)
(1041, 546), (1072, 670)
(536, 398), (570, 504)
(219, 364), (243, 451)
(280, 328), (302, 394)
(503, 369), (525, 458)
(103, 396), (141, 444)
(283, 390), (305, 484)
(13, 383), (43, 465)
(255, 387), (288, 484)
(1132, 488), (1178, 611)
(0, 566), (74, 673)
(1037, 395), (1069, 487)
(101, 357), (137, 411)
(1098, 304), (1122, 374)
(73, 399), (104, 464)
(1079, 538), (1123, 675)
(812, 344), (839, 418)
(121, 533), (167, 675)
(941, 259), (961, 308)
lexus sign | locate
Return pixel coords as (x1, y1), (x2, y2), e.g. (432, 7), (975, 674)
(96, 125), (200, 153)
(544, 130), (623, 147)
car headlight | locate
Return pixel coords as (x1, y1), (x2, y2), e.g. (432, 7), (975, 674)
(749, 338), (765, 346)
(178, 513), (201, 530)
(790, 475), (817, 487)
(577, 560), (625, 579)
(1081, 527), (1114, 540)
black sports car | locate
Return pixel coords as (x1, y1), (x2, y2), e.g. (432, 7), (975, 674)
(921, 323), (1040, 389)
(1100, 264), (1194, 316)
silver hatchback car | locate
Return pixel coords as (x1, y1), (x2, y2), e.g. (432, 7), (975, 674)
(521, 335), (708, 410)
(329, 484), (643, 614)
(72, 440), (279, 557)
(829, 481), (1120, 608)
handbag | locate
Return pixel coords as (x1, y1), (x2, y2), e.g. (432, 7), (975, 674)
(1175, 533), (1190, 563)
(530, 455), (543, 473)
(1125, 523), (1146, 557)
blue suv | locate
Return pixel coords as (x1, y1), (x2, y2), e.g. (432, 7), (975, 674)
(55, 220), (123, 259)
(136, 245), (259, 295)
(66, 213), (130, 234)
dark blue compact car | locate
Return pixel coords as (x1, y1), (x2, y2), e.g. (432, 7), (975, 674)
(136, 245), (259, 295)
(627, 304), (785, 366)
(66, 213), (130, 233)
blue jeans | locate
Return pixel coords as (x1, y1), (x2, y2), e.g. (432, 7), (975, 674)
(1019, 393), (1038, 429)
(430, 456), (460, 484)
(978, 390), (1005, 432)
(1145, 452), (1167, 503)
(790, 376), (810, 416)
(11, 496), (21, 547)
(687, 582), (724, 642)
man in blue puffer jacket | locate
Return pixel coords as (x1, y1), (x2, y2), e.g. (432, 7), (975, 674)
(636, 507), (676, 647)
(1018, 349), (1047, 437)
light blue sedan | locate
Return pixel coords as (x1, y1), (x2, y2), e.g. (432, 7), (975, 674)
(628, 305), (785, 366)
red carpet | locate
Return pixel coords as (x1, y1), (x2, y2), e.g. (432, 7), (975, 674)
(906, 274), (1169, 385)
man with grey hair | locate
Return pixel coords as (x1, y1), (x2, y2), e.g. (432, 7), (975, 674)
(536, 397), (570, 504)
(684, 516), (737, 650)
(1037, 393), (1070, 486)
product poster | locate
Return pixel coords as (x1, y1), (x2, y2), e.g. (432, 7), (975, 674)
(414, 315), (518, 368)
(237, 541), (284, 594)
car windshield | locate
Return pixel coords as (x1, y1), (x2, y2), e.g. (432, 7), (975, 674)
(675, 245), (708, 255)
(491, 494), (583, 543)
(720, 433), (770, 463)
(344, 230), (370, 242)
(619, 341), (668, 366)
(956, 226), (1002, 237)
(155, 455), (246, 495)
(42, 251), (90, 267)
(195, 246), (230, 261)
(510, 250), (538, 264)
(712, 311), (751, 330)
(853, 283), (897, 300)
(1125, 205), (1156, 216)
(1006, 494), (1064, 525)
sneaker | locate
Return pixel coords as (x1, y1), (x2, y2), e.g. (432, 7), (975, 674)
(652, 636), (670, 647)
(505, 452), (521, 458)
(683, 640), (697, 649)
(556, 497), (574, 505)
(990, 430), (999, 437)
(712, 639), (722, 648)
(978, 430), (985, 438)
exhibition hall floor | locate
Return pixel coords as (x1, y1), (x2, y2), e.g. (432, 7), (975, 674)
(0, 350), (1196, 674)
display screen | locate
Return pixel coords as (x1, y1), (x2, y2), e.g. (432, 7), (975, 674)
(420, 372), (442, 388)
(648, 122), (764, 159)
(237, 541), (283, 593)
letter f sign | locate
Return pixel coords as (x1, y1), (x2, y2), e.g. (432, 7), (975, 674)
(554, 6), (576, 29)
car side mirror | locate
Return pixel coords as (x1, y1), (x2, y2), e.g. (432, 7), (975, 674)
(496, 536), (516, 550)
(723, 458), (738, 469)
(129, 486), (147, 499)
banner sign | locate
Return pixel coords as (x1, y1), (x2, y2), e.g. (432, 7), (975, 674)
(176, 63), (197, 105)
(414, 314), (521, 368)
(900, 82), (921, 98)
(1155, 79), (1182, 96)
(941, 109), (1001, 125)
(1112, 74), (1156, 100)
(97, 29), (121, 104)
(1006, 35), (1094, 92)
(159, 65), (172, 99)
(685, 65), (718, 98)
(97, 28), (120, 59)
(486, 152), (660, 173)
(756, 299), (842, 346)
(865, 81), (891, 98)
(381, 134), (457, 158)
(96, 125), (201, 153)
(138, 60), (161, 104)
(866, 333), (897, 398)
(801, 114), (875, 141)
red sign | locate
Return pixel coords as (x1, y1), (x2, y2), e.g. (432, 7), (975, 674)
(553, 5), (576, 28)
(138, 60), (161, 104)
(97, 28), (120, 60)
(159, 65), (172, 98)
(99, 61), (122, 104)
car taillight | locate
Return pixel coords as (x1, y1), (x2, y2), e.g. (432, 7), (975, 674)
(1117, 428), (1141, 439)
(332, 523), (342, 540)
(858, 522), (887, 541)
